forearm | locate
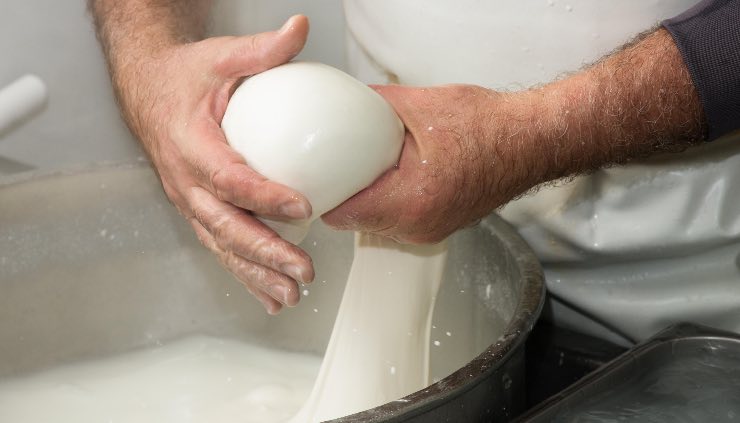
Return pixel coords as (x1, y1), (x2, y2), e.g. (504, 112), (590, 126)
(89, 0), (212, 61)
(510, 28), (706, 189)
(89, 7), (315, 311)
(89, 0), (215, 152)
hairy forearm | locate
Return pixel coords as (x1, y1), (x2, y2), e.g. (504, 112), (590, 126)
(507, 27), (706, 190)
(89, 0), (213, 61)
(88, 0), (215, 152)
(88, 1), (214, 96)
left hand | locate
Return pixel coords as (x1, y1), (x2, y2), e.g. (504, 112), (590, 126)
(106, 16), (315, 314)
(322, 84), (535, 243)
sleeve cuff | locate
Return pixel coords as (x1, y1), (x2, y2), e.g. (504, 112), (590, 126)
(663, 0), (740, 141)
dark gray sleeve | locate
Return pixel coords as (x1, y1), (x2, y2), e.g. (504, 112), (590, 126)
(663, 0), (740, 141)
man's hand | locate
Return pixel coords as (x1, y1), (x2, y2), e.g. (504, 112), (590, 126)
(322, 85), (529, 244)
(324, 28), (706, 243)
(90, 2), (315, 314)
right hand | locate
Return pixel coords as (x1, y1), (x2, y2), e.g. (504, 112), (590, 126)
(323, 84), (530, 244)
(112, 16), (315, 314)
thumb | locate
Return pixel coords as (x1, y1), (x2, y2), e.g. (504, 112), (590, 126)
(371, 85), (428, 131)
(214, 15), (309, 79)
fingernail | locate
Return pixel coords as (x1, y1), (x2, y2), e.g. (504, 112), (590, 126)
(279, 201), (311, 219)
(279, 16), (295, 34)
(257, 296), (279, 315)
(265, 301), (282, 315)
(280, 264), (310, 283)
(269, 284), (290, 304)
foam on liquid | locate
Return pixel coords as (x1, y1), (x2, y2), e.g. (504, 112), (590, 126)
(0, 234), (447, 422)
(0, 336), (321, 423)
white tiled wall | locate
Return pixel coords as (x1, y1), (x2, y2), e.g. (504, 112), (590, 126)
(0, 0), (346, 174)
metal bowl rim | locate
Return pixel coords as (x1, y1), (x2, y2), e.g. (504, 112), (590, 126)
(0, 162), (545, 423)
(333, 213), (546, 421)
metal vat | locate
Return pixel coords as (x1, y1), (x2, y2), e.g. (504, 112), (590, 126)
(0, 163), (544, 422)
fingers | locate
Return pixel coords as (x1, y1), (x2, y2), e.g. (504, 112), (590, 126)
(321, 134), (417, 233)
(122, 20), (317, 315)
(214, 15), (310, 79)
(190, 219), (291, 315)
(188, 186), (315, 284)
(185, 122), (312, 219)
(210, 161), (312, 219)
(322, 128), (448, 243)
(321, 86), (420, 234)
(193, 15), (313, 220)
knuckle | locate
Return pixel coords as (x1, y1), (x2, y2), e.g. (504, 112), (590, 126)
(211, 165), (279, 214)
(188, 196), (209, 228)
(212, 37), (241, 71)
(209, 166), (231, 200)
(246, 34), (264, 57)
(162, 184), (177, 204)
(160, 180), (187, 215)
(210, 214), (236, 250)
(221, 249), (240, 270)
(248, 178), (282, 212)
(245, 233), (288, 269)
(242, 263), (272, 288)
(221, 249), (263, 286)
(245, 234), (274, 264)
(213, 217), (288, 271)
(189, 218), (212, 247)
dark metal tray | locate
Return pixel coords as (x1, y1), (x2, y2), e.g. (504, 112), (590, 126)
(516, 323), (740, 422)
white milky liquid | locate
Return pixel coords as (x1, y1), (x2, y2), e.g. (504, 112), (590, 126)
(0, 336), (321, 423)
(0, 235), (447, 423)
(291, 233), (448, 422)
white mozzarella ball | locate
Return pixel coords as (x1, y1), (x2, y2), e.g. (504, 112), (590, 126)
(222, 62), (404, 244)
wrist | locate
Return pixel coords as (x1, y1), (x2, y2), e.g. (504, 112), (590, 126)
(90, 0), (211, 60)
(108, 52), (165, 147)
(530, 76), (601, 180)
(520, 28), (706, 187)
(90, 1), (214, 141)
(480, 88), (559, 201)
(515, 71), (624, 186)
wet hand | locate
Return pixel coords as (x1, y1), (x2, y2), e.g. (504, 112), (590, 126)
(322, 84), (535, 243)
(114, 16), (315, 314)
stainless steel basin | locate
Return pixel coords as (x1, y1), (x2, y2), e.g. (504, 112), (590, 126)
(0, 163), (544, 422)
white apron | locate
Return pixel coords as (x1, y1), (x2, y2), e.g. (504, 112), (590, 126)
(343, 0), (740, 345)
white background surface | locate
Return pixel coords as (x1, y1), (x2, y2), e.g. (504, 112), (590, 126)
(0, 0), (346, 174)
